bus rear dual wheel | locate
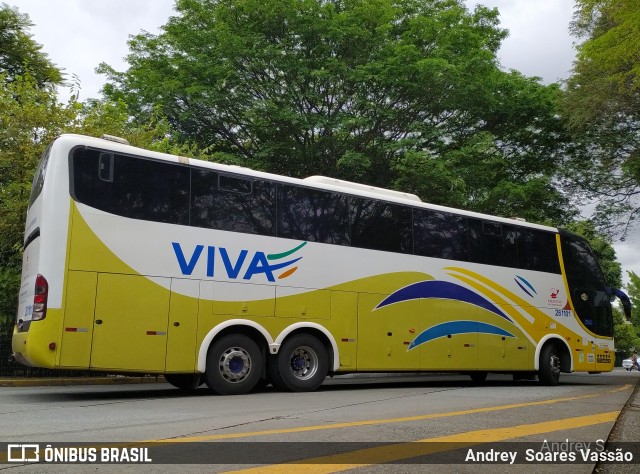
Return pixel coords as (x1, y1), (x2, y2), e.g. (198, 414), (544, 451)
(269, 334), (329, 392)
(204, 333), (329, 395)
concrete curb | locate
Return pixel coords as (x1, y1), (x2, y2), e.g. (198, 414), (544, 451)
(595, 380), (640, 473)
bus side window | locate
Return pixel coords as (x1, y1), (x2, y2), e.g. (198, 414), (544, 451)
(191, 169), (275, 236)
(72, 149), (190, 225)
(517, 229), (561, 274)
(413, 209), (468, 261)
(468, 219), (518, 268)
(350, 198), (412, 253)
(277, 185), (350, 245)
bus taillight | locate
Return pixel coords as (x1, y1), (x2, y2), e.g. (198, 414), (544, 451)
(32, 274), (48, 321)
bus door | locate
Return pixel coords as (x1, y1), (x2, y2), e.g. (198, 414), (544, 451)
(91, 273), (170, 372)
(166, 278), (199, 372)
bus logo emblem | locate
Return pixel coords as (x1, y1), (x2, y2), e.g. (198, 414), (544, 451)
(172, 241), (307, 282)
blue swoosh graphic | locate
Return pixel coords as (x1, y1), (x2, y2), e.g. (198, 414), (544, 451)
(515, 276), (536, 298)
(375, 280), (511, 322)
(408, 321), (515, 350)
(267, 256), (303, 271)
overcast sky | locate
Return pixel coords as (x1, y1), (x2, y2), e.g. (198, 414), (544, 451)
(9, 0), (640, 283)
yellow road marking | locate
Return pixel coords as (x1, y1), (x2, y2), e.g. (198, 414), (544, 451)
(608, 384), (632, 393)
(155, 392), (605, 443)
(225, 411), (620, 473)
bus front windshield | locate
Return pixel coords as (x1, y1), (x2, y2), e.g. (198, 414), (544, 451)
(560, 233), (613, 337)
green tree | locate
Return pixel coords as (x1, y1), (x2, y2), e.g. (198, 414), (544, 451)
(0, 8), (184, 320)
(101, 0), (573, 223)
(564, 0), (640, 237)
(0, 73), (75, 276)
(613, 307), (640, 356)
(627, 271), (640, 328)
(0, 3), (62, 87)
(614, 271), (640, 356)
(0, 79), (182, 319)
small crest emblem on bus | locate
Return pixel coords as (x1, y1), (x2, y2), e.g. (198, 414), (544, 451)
(547, 288), (564, 307)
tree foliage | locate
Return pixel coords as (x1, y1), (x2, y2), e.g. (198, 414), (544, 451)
(101, 0), (574, 223)
(564, 0), (640, 237)
(627, 271), (640, 328)
(614, 270), (640, 355)
(0, 8), (189, 319)
(0, 3), (62, 87)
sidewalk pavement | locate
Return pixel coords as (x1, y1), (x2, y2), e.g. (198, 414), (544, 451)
(596, 375), (640, 472)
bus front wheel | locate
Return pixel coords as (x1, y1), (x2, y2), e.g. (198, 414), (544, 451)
(538, 344), (561, 386)
(205, 334), (263, 395)
(276, 334), (328, 392)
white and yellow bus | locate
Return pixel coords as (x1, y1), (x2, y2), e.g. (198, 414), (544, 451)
(13, 134), (630, 394)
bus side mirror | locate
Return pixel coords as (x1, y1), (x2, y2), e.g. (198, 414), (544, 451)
(614, 288), (632, 321)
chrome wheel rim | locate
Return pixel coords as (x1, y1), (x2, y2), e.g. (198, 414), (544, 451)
(219, 347), (251, 383)
(289, 346), (318, 380)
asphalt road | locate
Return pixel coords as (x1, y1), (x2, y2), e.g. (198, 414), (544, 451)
(0, 369), (638, 473)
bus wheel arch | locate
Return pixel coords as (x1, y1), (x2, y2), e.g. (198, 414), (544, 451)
(536, 337), (572, 386)
(197, 319), (274, 374)
(198, 320), (273, 394)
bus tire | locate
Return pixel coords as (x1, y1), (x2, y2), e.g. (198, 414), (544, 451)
(205, 334), (263, 395)
(164, 373), (202, 391)
(276, 334), (328, 392)
(539, 343), (561, 386)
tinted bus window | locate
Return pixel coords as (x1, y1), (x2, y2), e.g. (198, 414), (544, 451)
(29, 145), (52, 208)
(191, 169), (275, 236)
(350, 198), (412, 253)
(277, 185), (350, 245)
(72, 148), (190, 225)
(517, 229), (561, 274)
(413, 209), (469, 261)
(468, 219), (518, 268)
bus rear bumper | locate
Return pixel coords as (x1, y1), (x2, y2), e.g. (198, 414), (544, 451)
(11, 315), (60, 369)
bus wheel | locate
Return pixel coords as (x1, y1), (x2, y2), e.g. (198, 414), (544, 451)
(539, 344), (561, 386)
(469, 371), (488, 384)
(164, 373), (202, 391)
(277, 334), (328, 392)
(205, 334), (263, 395)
